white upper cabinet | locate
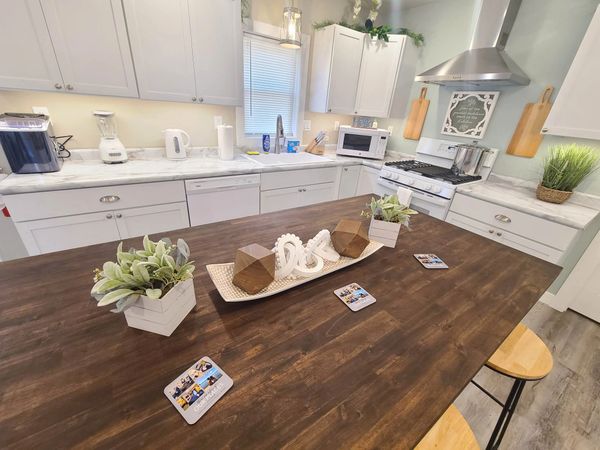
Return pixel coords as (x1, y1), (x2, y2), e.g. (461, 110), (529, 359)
(0, 0), (63, 91)
(543, 5), (600, 140)
(310, 25), (364, 115)
(309, 25), (416, 118)
(356, 35), (414, 118)
(39, 0), (138, 97)
(124, 0), (242, 105)
(123, 0), (197, 102)
(189, 0), (242, 105)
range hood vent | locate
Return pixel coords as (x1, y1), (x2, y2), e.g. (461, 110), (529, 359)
(415, 0), (530, 86)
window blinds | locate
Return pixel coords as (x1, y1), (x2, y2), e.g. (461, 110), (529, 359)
(243, 34), (299, 136)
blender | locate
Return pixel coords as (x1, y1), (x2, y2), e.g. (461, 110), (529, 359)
(94, 110), (127, 163)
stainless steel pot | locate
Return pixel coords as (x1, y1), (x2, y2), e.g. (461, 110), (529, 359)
(451, 142), (490, 176)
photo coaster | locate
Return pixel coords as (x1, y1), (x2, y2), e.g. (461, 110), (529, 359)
(164, 356), (233, 424)
(334, 283), (376, 312)
(414, 254), (449, 269)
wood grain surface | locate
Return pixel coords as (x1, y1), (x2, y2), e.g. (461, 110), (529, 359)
(0, 195), (561, 449)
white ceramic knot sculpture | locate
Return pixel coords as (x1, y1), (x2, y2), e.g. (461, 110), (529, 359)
(273, 230), (340, 280)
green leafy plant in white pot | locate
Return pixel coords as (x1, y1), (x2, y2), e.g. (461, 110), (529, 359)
(91, 235), (196, 336)
(537, 144), (599, 204)
(361, 194), (418, 247)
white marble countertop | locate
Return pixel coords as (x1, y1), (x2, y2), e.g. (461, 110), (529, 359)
(456, 174), (600, 230)
(0, 147), (394, 195)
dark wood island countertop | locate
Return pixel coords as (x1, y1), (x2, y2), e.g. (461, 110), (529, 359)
(0, 195), (561, 449)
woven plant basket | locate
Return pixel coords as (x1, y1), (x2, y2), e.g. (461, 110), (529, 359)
(536, 184), (572, 204)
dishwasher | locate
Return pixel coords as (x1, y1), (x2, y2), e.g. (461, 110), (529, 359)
(185, 174), (260, 226)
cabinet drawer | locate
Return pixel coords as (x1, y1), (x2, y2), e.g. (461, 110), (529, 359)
(261, 167), (337, 191)
(5, 181), (186, 222)
(450, 193), (577, 251)
(447, 211), (564, 264)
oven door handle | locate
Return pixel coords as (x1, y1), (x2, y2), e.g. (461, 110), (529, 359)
(410, 189), (450, 206)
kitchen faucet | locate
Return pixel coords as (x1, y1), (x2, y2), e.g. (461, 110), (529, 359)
(274, 114), (284, 154)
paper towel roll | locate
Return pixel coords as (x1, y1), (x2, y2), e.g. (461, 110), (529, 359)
(218, 125), (234, 161)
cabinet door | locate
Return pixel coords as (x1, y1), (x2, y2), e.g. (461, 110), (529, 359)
(40, 0), (138, 97)
(261, 187), (301, 214)
(338, 166), (361, 199)
(15, 212), (120, 256)
(0, 0), (63, 91)
(115, 203), (190, 239)
(123, 0), (196, 102)
(355, 36), (405, 118)
(299, 182), (336, 207)
(356, 166), (380, 195)
(446, 211), (499, 242)
(189, 0), (242, 106)
(328, 27), (364, 115)
(543, 5), (600, 140)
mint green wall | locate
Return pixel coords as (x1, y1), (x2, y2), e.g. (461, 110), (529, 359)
(380, 0), (600, 196)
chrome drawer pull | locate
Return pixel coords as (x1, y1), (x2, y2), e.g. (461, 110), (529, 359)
(494, 214), (511, 223)
(106, 214), (113, 219)
(100, 195), (120, 203)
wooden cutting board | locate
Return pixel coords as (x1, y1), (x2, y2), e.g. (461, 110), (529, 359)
(403, 87), (430, 140)
(506, 86), (554, 158)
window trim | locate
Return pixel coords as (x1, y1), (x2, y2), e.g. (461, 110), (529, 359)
(236, 21), (310, 148)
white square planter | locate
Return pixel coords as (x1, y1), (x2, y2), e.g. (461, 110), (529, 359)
(368, 218), (401, 248)
(124, 278), (196, 337)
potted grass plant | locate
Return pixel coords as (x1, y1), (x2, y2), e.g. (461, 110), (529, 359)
(537, 144), (599, 204)
(361, 194), (418, 248)
(91, 235), (196, 336)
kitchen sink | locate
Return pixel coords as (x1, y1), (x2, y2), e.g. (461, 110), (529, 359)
(243, 152), (332, 166)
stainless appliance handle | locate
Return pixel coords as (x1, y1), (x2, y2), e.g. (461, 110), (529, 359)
(99, 195), (120, 203)
(494, 214), (511, 223)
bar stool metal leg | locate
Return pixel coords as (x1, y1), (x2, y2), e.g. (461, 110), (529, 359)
(485, 378), (526, 450)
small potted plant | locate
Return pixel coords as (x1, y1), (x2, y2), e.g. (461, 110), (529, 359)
(361, 194), (418, 247)
(537, 144), (599, 204)
(91, 235), (196, 336)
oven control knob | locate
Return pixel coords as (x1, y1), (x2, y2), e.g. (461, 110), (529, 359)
(431, 186), (442, 194)
(404, 178), (414, 185)
(383, 170), (391, 178)
(392, 173), (399, 180)
(424, 184), (433, 191)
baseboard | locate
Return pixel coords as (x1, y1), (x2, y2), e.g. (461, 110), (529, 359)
(538, 291), (568, 312)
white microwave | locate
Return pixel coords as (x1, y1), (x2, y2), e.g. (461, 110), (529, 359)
(336, 126), (390, 160)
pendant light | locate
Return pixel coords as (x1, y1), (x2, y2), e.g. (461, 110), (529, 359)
(280, 2), (302, 49)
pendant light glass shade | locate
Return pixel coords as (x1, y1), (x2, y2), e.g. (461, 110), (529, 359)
(280, 6), (302, 49)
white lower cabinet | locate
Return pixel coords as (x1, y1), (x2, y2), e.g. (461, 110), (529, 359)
(114, 202), (189, 239)
(356, 166), (381, 195)
(338, 165), (361, 199)
(446, 193), (580, 265)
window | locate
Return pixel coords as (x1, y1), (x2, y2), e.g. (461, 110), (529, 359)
(242, 33), (301, 137)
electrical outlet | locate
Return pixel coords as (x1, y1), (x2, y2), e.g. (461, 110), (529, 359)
(387, 126), (394, 135)
(303, 119), (311, 131)
(32, 106), (49, 116)
(334, 121), (340, 131)
(214, 116), (223, 129)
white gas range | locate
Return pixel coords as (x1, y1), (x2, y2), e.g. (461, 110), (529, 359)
(376, 137), (498, 220)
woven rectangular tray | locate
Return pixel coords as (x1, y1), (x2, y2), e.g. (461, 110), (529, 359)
(206, 241), (383, 302)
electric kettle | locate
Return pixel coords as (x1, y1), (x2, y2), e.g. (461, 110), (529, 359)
(163, 129), (190, 160)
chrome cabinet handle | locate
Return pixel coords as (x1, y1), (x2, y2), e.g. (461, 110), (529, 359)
(488, 229), (494, 234)
(199, 97), (204, 103)
(116, 213), (122, 218)
(99, 195), (120, 203)
(496, 232), (503, 236)
(106, 214), (113, 219)
(192, 97), (197, 102)
(54, 83), (63, 89)
(494, 214), (511, 223)
(66, 84), (74, 90)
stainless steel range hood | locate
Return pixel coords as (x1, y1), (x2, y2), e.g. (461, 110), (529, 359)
(415, 0), (530, 86)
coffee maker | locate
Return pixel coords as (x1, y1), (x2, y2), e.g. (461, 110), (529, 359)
(0, 113), (63, 174)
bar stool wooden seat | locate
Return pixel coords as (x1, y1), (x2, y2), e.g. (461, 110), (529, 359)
(415, 404), (479, 450)
(473, 323), (553, 450)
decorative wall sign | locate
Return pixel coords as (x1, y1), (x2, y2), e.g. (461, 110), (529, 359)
(441, 91), (499, 139)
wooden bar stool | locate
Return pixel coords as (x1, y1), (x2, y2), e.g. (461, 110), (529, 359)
(472, 323), (553, 450)
(415, 404), (479, 449)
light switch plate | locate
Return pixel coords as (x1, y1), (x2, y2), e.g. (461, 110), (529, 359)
(214, 116), (223, 129)
(387, 126), (394, 135)
(334, 121), (340, 131)
(303, 120), (311, 131)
